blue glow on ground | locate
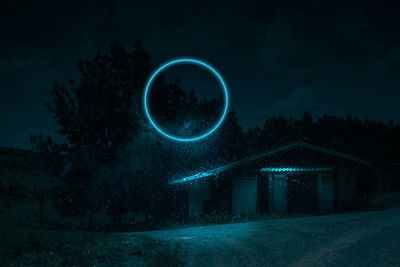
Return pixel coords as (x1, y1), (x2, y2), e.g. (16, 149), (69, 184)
(143, 57), (230, 142)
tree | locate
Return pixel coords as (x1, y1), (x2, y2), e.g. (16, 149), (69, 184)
(34, 41), (155, 225)
(35, 40), (244, 227)
(47, 41), (152, 162)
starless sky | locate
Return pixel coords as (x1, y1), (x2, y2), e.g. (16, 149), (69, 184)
(1, 0), (400, 149)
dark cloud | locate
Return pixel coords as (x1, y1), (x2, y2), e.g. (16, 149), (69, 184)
(0, 0), (400, 148)
(252, 87), (347, 119)
(258, 3), (396, 80)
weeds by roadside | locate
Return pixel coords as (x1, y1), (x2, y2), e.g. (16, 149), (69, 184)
(0, 230), (185, 267)
(370, 192), (400, 210)
(132, 235), (185, 267)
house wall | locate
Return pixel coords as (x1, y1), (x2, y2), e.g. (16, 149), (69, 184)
(268, 173), (287, 213)
(232, 177), (257, 215)
(266, 172), (334, 214)
(336, 162), (358, 210)
(257, 175), (269, 212)
(212, 179), (232, 214)
(317, 172), (334, 213)
(185, 147), (368, 218)
(188, 181), (210, 218)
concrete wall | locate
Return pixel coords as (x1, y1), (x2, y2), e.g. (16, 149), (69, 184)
(336, 163), (358, 210)
(188, 181), (210, 218)
(232, 177), (257, 215)
(268, 172), (334, 214)
(317, 172), (334, 213)
(188, 164), (359, 217)
(268, 173), (287, 213)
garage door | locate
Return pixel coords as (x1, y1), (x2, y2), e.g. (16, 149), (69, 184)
(232, 177), (257, 215)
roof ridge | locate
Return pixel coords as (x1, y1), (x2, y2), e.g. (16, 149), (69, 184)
(169, 142), (371, 184)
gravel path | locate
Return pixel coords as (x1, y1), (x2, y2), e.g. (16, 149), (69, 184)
(128, 209), (400, 266)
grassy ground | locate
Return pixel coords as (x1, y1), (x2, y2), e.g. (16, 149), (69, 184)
(0, 230), (184, 267)
(369, 191), (400, 209)
(136, 208), (400, 266)
(1, 191), (399, 266)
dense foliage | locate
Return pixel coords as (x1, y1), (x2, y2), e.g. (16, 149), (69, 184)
(246, 112), (400, 167)
(32, 41), (400, 228)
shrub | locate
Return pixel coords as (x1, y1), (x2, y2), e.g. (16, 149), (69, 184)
(0, 230), (185, 267)
(370, 192), (400, 209)
(133, 235), (185, 267)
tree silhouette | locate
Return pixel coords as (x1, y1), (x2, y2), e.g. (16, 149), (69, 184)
(34, 40), (246, 226)
(33, 41), (156, 225)
(33, 39), (400, 228)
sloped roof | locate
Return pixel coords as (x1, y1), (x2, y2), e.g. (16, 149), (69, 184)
(169, 142), (371, 184)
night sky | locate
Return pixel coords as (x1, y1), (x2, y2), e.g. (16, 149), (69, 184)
(1, 0), (400, 149)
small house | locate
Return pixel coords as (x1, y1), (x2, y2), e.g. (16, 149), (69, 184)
(170, 142), (374, 218)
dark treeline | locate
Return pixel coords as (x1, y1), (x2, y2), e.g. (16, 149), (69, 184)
(31, 41), (400, 229)
(246, 113), (400, 167)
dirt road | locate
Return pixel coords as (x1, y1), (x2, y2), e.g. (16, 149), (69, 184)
(129, 209), (400, 266)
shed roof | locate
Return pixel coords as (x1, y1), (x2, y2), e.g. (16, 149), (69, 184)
(169, 142), (371, 184)
(260, 167), (335, 173)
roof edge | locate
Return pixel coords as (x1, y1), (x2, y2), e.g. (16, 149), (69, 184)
(169, 142), (371, 184)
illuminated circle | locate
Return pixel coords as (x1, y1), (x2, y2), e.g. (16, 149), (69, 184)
(143, 57), (230, 142)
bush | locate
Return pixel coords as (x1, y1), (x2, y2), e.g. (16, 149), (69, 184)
(0, 230), (120, 266)
(7, 183), (30, 198)
(370, 192), (400, 209)
(0, 229), (185, 267)
(133, 235), (185, 267)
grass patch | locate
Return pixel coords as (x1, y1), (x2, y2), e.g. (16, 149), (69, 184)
(132, 235), (185, 267)
(0, 230), (125, 266)
(370, 192), (400, 210)
(0, 230), (185, 267)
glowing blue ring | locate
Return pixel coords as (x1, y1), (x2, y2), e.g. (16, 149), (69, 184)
(143, 57), (230, 142)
